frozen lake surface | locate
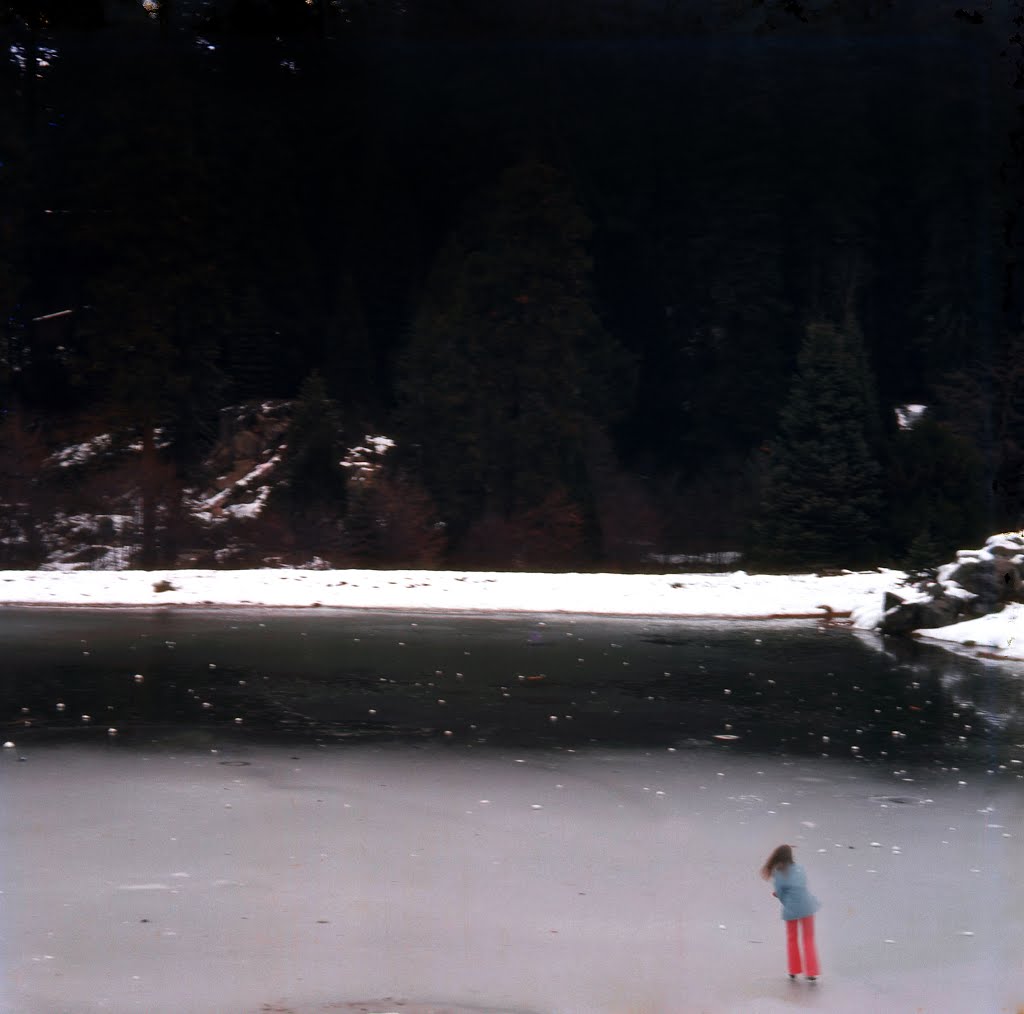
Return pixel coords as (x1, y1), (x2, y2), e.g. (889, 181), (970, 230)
(1, 610), (1022, 1013)
(2, 744), (1021, 1014)
(3, 609), (1022, 766)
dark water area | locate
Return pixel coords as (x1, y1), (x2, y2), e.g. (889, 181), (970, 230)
(1, 609), (1022, 773)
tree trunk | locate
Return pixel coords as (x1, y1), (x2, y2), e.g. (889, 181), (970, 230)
(8, 398), (44, 565)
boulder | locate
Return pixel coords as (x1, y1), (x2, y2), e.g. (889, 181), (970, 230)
(883, 591), (906, 612)
(913, 596), (960, 629)
(880, 533), (1024, 636)
(942, 559), (1000, 604)
(995, 556), (1023, 595)
(880, 598), (920, 635)
(987, 541), (1023, 559)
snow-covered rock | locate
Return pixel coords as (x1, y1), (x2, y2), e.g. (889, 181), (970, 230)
(879, 534), (1024, 636)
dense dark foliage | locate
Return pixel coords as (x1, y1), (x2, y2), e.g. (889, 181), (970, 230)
(0, 0), (1018, 569)
(755, 322), (885, 567)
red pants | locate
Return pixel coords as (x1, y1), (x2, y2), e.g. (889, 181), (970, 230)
(785, 915), (820, 977)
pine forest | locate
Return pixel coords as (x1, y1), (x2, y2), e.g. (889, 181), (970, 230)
(0, 0), (1021, 572)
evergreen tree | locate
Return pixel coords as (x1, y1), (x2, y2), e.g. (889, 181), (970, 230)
(678, 63), (793, 463)
(344, 470), (445, 568)
(397, 158), (630, 549)
(67, 77), (226, 565)
(911, 213), (984, 384)
(932, 330), (1024, 531)
(0, 216), (25, 420)
(221, 287), (279, 403)
(887, 415), (985, 563)
(0, 66), (28, 416)
(755, 321), (884, 568)
(905, 44), (994, 390)
(322, 272), (374, 422)
(0, 409), (47, 566)
(274, 370), (347, 527)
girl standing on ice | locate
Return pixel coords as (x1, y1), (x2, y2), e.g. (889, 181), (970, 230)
(760, 844), (821, 981)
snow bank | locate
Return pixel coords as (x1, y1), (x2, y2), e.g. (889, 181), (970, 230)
(3, 564), (1016, 658)
(916, 602), (1023, 653)
(0, 567), (907, 619)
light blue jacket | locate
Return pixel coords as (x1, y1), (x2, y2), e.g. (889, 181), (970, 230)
(772, 863), (820, 921)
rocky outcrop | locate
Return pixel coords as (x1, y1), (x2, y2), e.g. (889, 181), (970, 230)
(207, 401), (292, 492)
(880, 534), (1024, 635)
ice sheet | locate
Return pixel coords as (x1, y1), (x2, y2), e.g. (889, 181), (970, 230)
(2, 744), (1020, 1014)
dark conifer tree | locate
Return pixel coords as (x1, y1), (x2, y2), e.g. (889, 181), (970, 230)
(67, 74), (225, 565)
(345, 470), (445, 568)
(222, 288), (279, 403)
(323, 272), (375, 423)
(397, 158), (630, 549)
(755, 321), (884, 567)
(274, 370), (347, 524)
(887, 415), (986, 563)
(0, 219), (25, 418)
(911, 214), (984, 384)
(933, 330), (1024, 531)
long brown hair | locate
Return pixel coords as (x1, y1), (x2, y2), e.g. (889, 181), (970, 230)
(760, 844), (794, 881)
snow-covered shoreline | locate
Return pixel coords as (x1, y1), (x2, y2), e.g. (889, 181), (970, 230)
(0, 566), (900, 615)
(1, 565), (1021, 658)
